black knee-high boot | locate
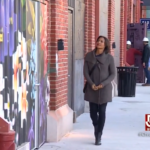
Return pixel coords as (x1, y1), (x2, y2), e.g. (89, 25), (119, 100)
(95, 130), (102, 145)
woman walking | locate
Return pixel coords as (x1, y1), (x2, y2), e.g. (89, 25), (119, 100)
(83, 36), (115, 145)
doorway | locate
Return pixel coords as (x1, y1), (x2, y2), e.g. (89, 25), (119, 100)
(68, 9), (73, 108)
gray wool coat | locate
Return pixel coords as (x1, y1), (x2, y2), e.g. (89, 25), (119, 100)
(84, 50), (115, 105)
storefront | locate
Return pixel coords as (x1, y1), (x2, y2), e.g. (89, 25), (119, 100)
(0, 0), (48, 149)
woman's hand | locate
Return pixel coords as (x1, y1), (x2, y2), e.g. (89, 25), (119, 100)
(92, 84), (103, 90)
(148, 67), (150, 71)
(92, 84), (98, 91)
(98, 84), (103, 89)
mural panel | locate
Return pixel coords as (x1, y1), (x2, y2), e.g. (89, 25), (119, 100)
(38, 3), (48, 146)
(0, 0), (47, 149)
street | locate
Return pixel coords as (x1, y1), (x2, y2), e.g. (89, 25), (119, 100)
(40, 85), (150, 150)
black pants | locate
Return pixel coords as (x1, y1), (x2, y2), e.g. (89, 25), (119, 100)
(89, 102), (107, 134)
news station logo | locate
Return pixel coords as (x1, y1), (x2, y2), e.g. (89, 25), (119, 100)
(145, 114), (150, 131)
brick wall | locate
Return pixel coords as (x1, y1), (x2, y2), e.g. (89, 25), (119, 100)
(84, 0), (88, 54)
(135, 0), (140, 23)
(108, 0), (115, 56)
(138, 0), (141, 22)
(48, 0), (96, 110)
(84, 0), (95, 54)
(142, 6), (147, 18)
(48, 0), (68, 110)
(128, 0), (133, 23)
(135, 0), (138, 22)
(95, 0), (99, 42)
(120, 0), (125, 66)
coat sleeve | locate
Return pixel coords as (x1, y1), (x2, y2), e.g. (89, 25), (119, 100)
(134, 49), (142, 55)
(84, 60), (94, 86)
(101, 55), (115, 87)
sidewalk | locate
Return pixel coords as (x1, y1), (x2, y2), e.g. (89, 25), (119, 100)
(40, 85), (150, 150)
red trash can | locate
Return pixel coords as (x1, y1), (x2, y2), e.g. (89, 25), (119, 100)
(0, 131), (15, 150)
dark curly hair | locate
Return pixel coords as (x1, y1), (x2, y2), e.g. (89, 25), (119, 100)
(96, 36), (110, 54)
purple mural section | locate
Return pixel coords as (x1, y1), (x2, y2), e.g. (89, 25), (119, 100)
(127, 23), (146, 83)
(0, 0), (18, 61)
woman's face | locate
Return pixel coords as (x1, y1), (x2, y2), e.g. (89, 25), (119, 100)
(96, 37), (105, 50)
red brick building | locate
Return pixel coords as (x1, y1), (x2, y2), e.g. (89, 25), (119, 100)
(46, 0), (142, 142)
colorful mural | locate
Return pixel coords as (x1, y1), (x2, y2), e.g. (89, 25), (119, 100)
(38, 3), (48, 146)
(0, 0), (47, 149)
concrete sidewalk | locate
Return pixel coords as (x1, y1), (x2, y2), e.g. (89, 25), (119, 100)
(40, 85), (150, 150)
